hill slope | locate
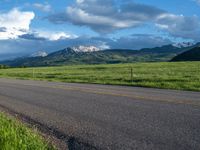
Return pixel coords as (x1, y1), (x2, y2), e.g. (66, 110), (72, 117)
(171, 47), (200, 61)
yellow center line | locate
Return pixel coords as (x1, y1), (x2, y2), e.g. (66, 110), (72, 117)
(52, 85), (200, 106)
(1, 80), (200, 107)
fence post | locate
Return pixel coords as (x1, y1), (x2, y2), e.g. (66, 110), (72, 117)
(32, 68), (35, 78)
(130, 67), (133, 84)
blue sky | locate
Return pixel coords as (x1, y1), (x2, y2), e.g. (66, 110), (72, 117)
(0, 0), (199, 60)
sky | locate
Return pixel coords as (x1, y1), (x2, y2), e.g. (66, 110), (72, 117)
(0, 0), (200, 60)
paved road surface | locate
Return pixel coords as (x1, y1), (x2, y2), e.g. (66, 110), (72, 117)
(0, 78), (200, 150)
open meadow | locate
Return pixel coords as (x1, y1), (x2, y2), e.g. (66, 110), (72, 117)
(0, 61), (199, 91)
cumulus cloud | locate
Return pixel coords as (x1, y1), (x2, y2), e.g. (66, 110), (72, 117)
(33, 2), (51, 12)
(48, 0), (166, 33)
(0, 8), (35, 40)
(0, 8), (75, 41)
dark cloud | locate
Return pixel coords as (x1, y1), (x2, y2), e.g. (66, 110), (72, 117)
(19, 33), (46, 41)
(119, 2), (166, 20)
(0, 27), (7, 32)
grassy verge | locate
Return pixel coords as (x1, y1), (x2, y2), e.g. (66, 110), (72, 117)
(0, 113), (55, 150)
(0, 62), (200, 91)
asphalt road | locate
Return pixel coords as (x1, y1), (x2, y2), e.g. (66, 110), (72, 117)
(0, 78), (200, 150)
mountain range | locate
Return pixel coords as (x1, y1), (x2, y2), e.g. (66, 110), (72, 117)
(1, 43), (199, 67)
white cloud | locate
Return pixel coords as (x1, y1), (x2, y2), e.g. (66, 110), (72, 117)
(0, 8), (35, 40)
(33, 3), (51, 12)
(36, 31), (78, 41)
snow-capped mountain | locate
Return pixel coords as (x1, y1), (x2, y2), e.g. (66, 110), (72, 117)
(2, 43), (198, 67)
(172, 42), (195, 48)
(31, 51), (48, 57)
(71, 46), (101, 52)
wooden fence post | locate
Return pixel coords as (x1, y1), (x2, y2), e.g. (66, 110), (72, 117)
(32, 68), (35, 78)
(131, 67), (133, 84)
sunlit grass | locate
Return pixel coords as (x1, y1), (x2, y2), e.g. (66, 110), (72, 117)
(0, 61), (200, 91)
(0, 113), (55, 150)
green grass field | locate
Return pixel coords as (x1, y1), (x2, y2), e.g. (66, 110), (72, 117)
(0, 61), (200, 91)
(0, 113), (54, 150)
